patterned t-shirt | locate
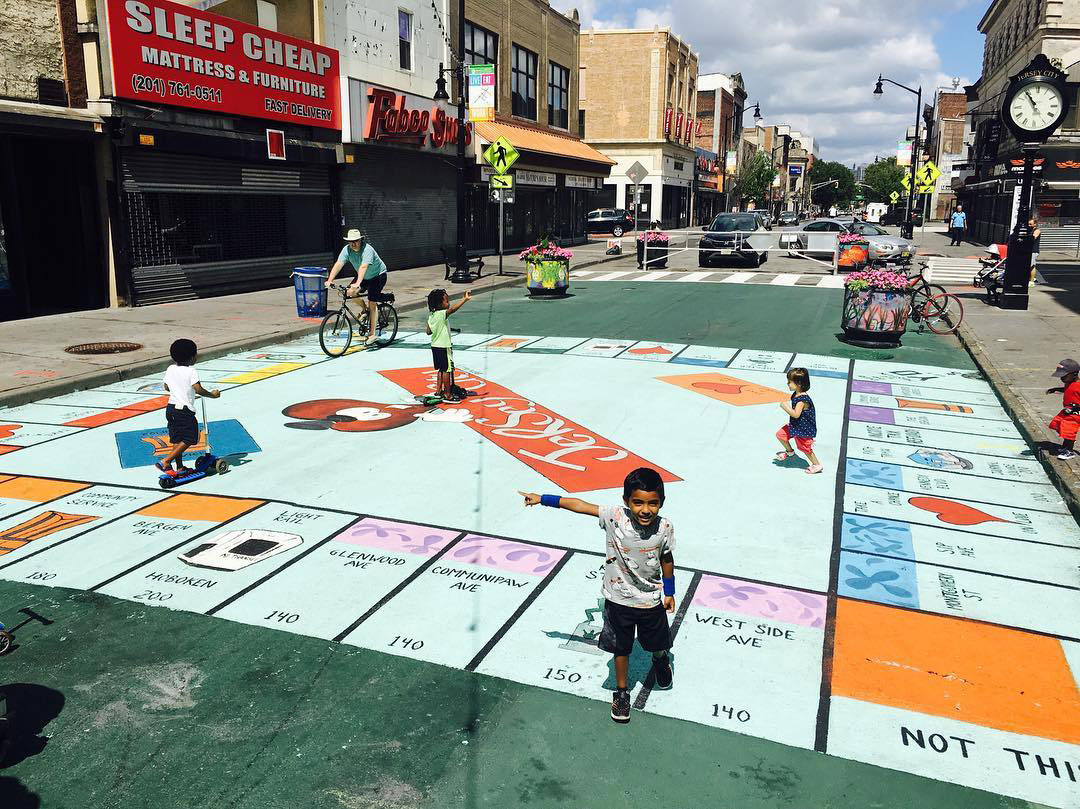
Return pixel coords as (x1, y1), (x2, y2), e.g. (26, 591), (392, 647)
(789, 393), (817, 438)
(598, 505), (675, 608)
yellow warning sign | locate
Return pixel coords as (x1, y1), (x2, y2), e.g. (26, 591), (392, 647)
(490, 173), (514, 190)
(483, 137), (519, 174)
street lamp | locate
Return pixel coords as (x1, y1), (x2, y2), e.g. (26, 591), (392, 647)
(722, 102), (762, 212)
(874, 73), (922, 238)
(434, 4), (470, 284)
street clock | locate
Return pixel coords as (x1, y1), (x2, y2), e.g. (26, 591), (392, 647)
(1001, 54), (1070, 142)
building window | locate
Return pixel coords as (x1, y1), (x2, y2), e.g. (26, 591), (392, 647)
(579, 109), (585, 139)
(512, 44), (537, 119)
(398, 10), (412, 71)
(465, 21), (498, 109)
(256, 0), (277, 31)
(548, 61), (569, 128)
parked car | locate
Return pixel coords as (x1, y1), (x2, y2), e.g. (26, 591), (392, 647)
(787, 218), (915, 262)
(777, 210), (798, 227)
(879, 208), (923, 227)
(756, 211), (773, 229)
(699, 213), (769, 267)
(585, 208), (635, 237)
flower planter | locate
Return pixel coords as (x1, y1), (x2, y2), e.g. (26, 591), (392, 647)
(526, 259), (570, 295)
(841, 287), (911, 347)
(636, 240), (669, 269)
(837, 239), (869, 269)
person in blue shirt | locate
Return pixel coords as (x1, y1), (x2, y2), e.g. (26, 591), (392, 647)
(949, 204), (967, 246)
(326, 228), (389, 345)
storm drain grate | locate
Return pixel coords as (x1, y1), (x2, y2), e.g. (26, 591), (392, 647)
(64, 341), (143, 355)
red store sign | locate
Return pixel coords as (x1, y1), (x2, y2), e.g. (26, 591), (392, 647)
(356, 84), (472, 150)
(103, 0), (340, 129)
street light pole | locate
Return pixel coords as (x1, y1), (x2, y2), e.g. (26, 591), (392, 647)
(723, 103), (761, 212)
(449, 0), (470, 284)
(874, 75), (922, 238)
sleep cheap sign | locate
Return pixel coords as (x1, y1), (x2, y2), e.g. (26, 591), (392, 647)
(104, 0), (341, 129)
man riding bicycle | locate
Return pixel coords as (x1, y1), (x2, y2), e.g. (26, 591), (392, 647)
(326, 228), (389, 345)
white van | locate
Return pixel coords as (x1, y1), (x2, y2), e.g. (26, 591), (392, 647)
(865, 203), (887, 223)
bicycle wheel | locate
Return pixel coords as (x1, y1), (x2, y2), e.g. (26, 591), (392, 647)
(375, 303), (399, 346)
(912, 282), (947, 312)
(922, 293), (964, 335)
(319, 309), (353, 357)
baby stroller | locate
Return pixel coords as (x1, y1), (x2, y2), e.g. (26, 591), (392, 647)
(974, 243), (1007, 304)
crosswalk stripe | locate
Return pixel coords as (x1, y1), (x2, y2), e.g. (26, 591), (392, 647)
(590, 271), (633, 281)
(573, 270), (596, 278)
(816, 275), (847, 288)
(637, 271), (671, 282)
(671, 271), (713, 282)
(770, 274), (801, 285)
(720, 272), (756, 283)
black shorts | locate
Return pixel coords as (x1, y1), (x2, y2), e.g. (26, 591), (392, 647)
(166, 404), (199, 446)
(358, 272), (388, 301)
(598, 599), (672, 657)
(431, 346), (453, 372)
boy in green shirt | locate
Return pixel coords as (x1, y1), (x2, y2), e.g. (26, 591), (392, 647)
(426, 288), (471, 401)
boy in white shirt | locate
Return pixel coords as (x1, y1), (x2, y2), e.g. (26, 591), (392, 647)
(158, 339), (220, 476)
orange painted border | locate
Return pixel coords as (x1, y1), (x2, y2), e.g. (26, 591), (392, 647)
(0, 476), (89, 503)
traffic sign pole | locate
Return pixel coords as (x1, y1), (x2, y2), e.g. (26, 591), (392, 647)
(499, 191), (504, 276)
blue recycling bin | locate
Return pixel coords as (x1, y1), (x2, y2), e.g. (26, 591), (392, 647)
(291, 267), (328, 317)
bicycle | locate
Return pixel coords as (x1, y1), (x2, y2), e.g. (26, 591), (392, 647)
(872, 259), (965, 335)
(319, 283), (399, 357)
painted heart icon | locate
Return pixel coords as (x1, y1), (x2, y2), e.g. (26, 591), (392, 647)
(908, 496), (1011, 526)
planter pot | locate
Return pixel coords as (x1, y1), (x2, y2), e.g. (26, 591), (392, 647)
(636, 240), (669, 269)
(841, 287), (911, 347)
(526, 259), (570, 295)
(837, 240), (869, 269)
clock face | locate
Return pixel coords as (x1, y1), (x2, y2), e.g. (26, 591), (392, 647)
(1008, 82), (1064, 131)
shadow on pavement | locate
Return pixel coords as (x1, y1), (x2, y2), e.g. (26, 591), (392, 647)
(0, 682), (65, 808)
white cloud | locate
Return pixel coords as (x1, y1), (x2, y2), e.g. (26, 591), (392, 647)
(560, 0), (976, 165)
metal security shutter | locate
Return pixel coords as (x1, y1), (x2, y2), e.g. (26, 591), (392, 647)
(130, 253), (331, 305)
(340, 149), (455, 268)
(121, 151), (330, 195)
(1039, 225), (1080, 252)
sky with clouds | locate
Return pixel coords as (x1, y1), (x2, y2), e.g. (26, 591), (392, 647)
(562, 0), (986, 166)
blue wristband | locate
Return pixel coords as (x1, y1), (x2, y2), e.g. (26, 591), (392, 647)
(540, 494), (561, 508)
(662, 577), (675, 597)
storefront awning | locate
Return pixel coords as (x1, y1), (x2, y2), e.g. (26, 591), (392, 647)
(474, 119), (615, 171)
(0, 99), (104, 135)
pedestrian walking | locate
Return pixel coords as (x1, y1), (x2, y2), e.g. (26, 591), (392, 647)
(519, 467), (676, 725)
(775, 367), (823, 474)
(157, 339), (221, 477)
(1046, 358), (1079, 460)
(425, 288), (471, 402)
(949, 204), (967, 246)
(326, 229), (390, 345)
(1029, 217), (1042, 285)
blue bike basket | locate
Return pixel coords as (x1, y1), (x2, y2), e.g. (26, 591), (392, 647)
(291, 268), (328, 317)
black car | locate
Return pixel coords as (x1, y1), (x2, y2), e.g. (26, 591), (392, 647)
(778, 210), (798, 227)
(585, 208), (635, 237)
(879, 208), (923, 227)
(699, 213), (769, 267)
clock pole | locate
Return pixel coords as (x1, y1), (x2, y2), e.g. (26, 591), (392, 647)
(1000, 145), (1038, 310)
(998, 54), (1071, 311)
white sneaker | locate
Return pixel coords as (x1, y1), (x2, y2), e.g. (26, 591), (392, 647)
(1056, 448), (1077, 460)
(365, 335), (378, 345)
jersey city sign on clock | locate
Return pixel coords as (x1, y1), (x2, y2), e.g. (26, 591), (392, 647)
(1000, 53), (1070, 143)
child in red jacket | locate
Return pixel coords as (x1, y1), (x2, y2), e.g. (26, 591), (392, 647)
(1047, 358), (1079, 460)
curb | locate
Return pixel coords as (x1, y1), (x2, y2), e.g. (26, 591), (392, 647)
(0, 254), (622, 409)
(955, 320), (1080, 521)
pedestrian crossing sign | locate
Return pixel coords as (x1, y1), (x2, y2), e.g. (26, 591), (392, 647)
(916, 161), (942, 187)
(484, 137), (519, 174)
(889, 191), (900, 204)
(490, 173), (514, 190)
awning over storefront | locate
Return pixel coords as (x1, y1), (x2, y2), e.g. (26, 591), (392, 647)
(474, 118), (615, 175)
(0, 99), (105, 136)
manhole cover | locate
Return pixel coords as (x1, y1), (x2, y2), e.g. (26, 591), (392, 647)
(64, 341), (143, 355)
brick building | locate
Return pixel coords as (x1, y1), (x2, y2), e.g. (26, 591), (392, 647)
(452, 0), (614, 249)
(693, 73), (747, 223)
(926, 88), (967, 221)
(579, 28), (698, 229)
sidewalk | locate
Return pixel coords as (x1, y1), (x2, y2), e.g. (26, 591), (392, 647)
(0, 249), (620, 407)
(955, 281), (1080, 514)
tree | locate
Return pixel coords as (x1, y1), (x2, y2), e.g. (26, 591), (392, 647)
(735, 150), (778, 208)
(808, 161), (856, 209)
(863, 157), (907, 203)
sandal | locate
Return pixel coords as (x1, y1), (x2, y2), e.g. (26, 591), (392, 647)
(805, 464), (824, 474)
(775, 451), (794, 461)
